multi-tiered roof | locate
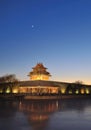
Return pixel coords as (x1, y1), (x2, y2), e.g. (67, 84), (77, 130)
(28, 63), (51, 80)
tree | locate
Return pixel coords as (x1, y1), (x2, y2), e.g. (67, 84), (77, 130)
(0, 74), (19, 93)
(0, 74), (18, 83)
(75, 80), (83, 85)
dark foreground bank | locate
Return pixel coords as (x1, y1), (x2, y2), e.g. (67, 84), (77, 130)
(0, 93), (91, 100)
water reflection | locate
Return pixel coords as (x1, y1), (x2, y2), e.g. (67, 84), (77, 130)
(18, 99), (91, 130)
(0, 101), (18, 118)
(0, 99), (91, 130)
(19, 100), (60, 130)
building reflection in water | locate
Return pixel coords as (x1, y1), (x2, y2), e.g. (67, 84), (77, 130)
(18, 99), (91, 130)
(19, 100), (60, 130)
(0, 99), (91, 130)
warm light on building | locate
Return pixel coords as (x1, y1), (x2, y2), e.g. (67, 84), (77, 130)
(12, 89), (18, 93)
(61, 88), (65, 94)
(0, 62), (91, 97)
(69, 90), (72, 94)
(76, 90), (79, 94)
(28, 63), (51, 80)
(86, 89), (89, 94)
(81, 89), (85, 94)
(51, 88), (58, 94)
(6, 88), (10, 93)
(0, 89), (2, 93)
(30, 75), (49, 80)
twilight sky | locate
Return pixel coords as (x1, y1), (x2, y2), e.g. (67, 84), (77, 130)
(0, 0), (91, 84)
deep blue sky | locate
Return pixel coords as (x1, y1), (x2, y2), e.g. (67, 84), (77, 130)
(0, 0), (91, 84)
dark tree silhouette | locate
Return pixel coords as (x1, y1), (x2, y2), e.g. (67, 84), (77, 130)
(0, 74), (19, 93)
(75, 80), (83, 85)
(0, 74), (18, 83)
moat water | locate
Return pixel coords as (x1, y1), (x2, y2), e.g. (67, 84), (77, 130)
(0, 98), (91, 130)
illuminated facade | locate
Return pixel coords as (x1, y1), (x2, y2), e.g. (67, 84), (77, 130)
(19, 63), (58, 95)
(0, 63), (91, 97)
(28, 63), (51, 80)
